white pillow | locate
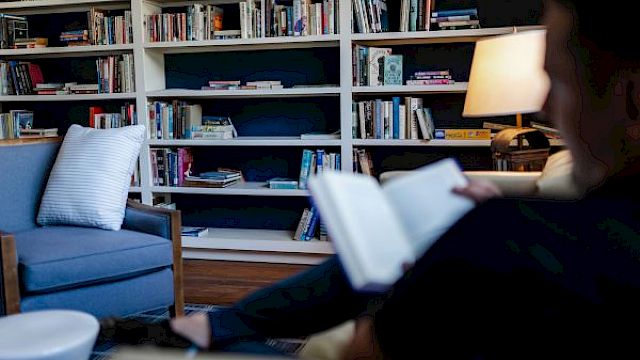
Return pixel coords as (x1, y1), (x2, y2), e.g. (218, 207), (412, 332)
(37, 124), (145, 231)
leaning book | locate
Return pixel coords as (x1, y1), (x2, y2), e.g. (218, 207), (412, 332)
(308, 158), (475, 292)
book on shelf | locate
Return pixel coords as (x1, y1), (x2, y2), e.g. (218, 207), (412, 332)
(293, 207), (319, 241)
(308, 158), (475, 291)
(434, 129), (491, 140)
(268, 177), (299, 189)
(19, 128), (58, 138)
(181, 226), (209, 237)
(183, 176), (241, 188)
(300, 130), (340, 140)
(298, 148), (341, 189)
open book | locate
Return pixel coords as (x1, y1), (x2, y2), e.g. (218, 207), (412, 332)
(308, 158), (475, 292)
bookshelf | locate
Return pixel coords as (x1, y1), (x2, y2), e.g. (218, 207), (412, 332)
(1, 0), (551, 265)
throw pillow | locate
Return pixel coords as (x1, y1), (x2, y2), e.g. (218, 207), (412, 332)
(37, 124), (145, 231)
(535, 150), (582, 200)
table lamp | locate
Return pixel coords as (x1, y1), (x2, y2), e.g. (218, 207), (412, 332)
(463, 29), (550, 128)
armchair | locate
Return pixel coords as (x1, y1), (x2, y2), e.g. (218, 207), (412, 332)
(0, 139), (184, 318)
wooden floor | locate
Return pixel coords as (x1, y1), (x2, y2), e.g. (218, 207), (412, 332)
(183, 260), (312, 305)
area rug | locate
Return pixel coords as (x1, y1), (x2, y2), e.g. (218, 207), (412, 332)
(90, 304), (306, 360)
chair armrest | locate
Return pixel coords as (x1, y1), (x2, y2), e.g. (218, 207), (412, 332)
(123, 200), (185, 317)
(1, 232), (20, 315)
(464, 171), (541, 197)
(123, 200), (181, 241)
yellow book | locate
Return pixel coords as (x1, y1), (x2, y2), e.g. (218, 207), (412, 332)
(434, 129), (491, 140)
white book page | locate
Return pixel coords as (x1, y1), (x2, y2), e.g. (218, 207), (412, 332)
(309, 173), (415, 291)
(382, 158), (476, 257)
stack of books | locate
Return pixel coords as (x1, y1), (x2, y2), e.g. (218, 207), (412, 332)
(431, 8), (480, 30)
(60, 30), (90, 47)
(184, 169), (243, 188)
(406, 70), (453, 86)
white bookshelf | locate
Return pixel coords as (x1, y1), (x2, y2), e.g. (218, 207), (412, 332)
(148, 137), (342, 147)
(0, 0), (552, 264)
(146, 87), (341, 99)
(351, 26), (545, 45)
(152, 182), (310, 197)
(0, 0), (129, 15)
(352, 83), (468, 95)
(0, 93), (137, 102)
(0, 44), (135, 58)
(144, 35), (340, 53)
(352, 139), (565, 147)
(182, 228), (334, 254)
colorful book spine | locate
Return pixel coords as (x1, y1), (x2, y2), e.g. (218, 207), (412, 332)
(298, 149), (314, 189)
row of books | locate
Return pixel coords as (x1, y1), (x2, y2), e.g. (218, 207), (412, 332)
(352, 97), (435, 140)
(431, 8), (480, 31)
(353, 45), (402, 86)
(148, 102), (237, 140)
(150, 147), (194, 187)
(239, 0), (263, 39)
(145, 4), (223, 43)
(97, 54), (135, 94)
(0, 61), (42, 96)
(89, 104), (137, 129)
(0, 110), (32, 140)
(352, 0), (389, 34)
(265, 0), (339, 37)
(353, 148), (374, 176)
(298, 149), (342, 190)
(88, 8), (134, 45)
(201, 80), (284, 91)
(293, 207), (322, 241)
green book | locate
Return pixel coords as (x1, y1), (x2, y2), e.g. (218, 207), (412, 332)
(383, 55), (403, 86)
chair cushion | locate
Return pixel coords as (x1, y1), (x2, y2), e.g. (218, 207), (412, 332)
(37, 124), (145, 231)
(14, 226), (173, 293)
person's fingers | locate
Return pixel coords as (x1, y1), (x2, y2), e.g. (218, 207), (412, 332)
(452, 180), (502, 203)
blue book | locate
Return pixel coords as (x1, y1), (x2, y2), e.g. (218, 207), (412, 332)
(432, 8), (478, 18)
(375, 99), (383, 139)
(304, 207), (320, 240)
(316, 149), (325, 173)
(298, 149), (314, 190)
(199, 171), (241, 180)
(392, 97), (400, 139)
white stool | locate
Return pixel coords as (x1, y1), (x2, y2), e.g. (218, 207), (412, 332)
(0, 310), (99, 360)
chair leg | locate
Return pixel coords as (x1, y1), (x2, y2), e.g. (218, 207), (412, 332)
(170, 211), (185, 318)
(1, 233), (21, 315)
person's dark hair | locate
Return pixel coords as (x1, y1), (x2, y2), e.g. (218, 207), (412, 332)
(550, 0), (640, 61)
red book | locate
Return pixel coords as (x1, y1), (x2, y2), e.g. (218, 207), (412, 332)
(28, 64), (44, 88)
(177, 147), (193, 186)
(89, 106), (104, 128)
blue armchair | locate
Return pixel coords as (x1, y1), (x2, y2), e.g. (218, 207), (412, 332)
(0, 139), (184, 318)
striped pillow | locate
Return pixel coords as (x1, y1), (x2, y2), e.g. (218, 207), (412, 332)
(37, 124), (145, 231)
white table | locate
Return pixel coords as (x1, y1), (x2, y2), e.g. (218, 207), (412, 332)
(0, 310), (99, 360)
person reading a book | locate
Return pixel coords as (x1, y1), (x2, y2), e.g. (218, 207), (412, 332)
(101, 0), (640, 358)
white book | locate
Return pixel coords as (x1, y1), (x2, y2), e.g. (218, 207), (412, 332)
(308, 158), (475, 292)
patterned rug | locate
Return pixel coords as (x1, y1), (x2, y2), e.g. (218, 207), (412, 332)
(91, 304), (306, 360)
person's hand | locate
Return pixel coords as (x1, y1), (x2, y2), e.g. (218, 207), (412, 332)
(452, 179), (502, 204)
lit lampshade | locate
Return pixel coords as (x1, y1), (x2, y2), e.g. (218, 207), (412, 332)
(463, 29), (550, 127)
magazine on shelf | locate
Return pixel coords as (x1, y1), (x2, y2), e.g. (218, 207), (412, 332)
(181, 227), (209, 237)
(308, 158), (475, 292)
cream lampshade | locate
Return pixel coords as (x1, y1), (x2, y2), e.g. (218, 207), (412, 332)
(463, 29), (550, 127)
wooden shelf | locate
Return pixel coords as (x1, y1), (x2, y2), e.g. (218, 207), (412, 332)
(152, 182), (309, 197)
(0, 44), (134, 58)
(352, 83), (468, 94)
(0, 137), (62, 147)
(351, 26), (545, 45)
(0, 93), (137, 102)
(182, 228), (334, 255)
(147, 137), (342, 147)
(146, 87), (340, 98)
(144, 35), (340, 53)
